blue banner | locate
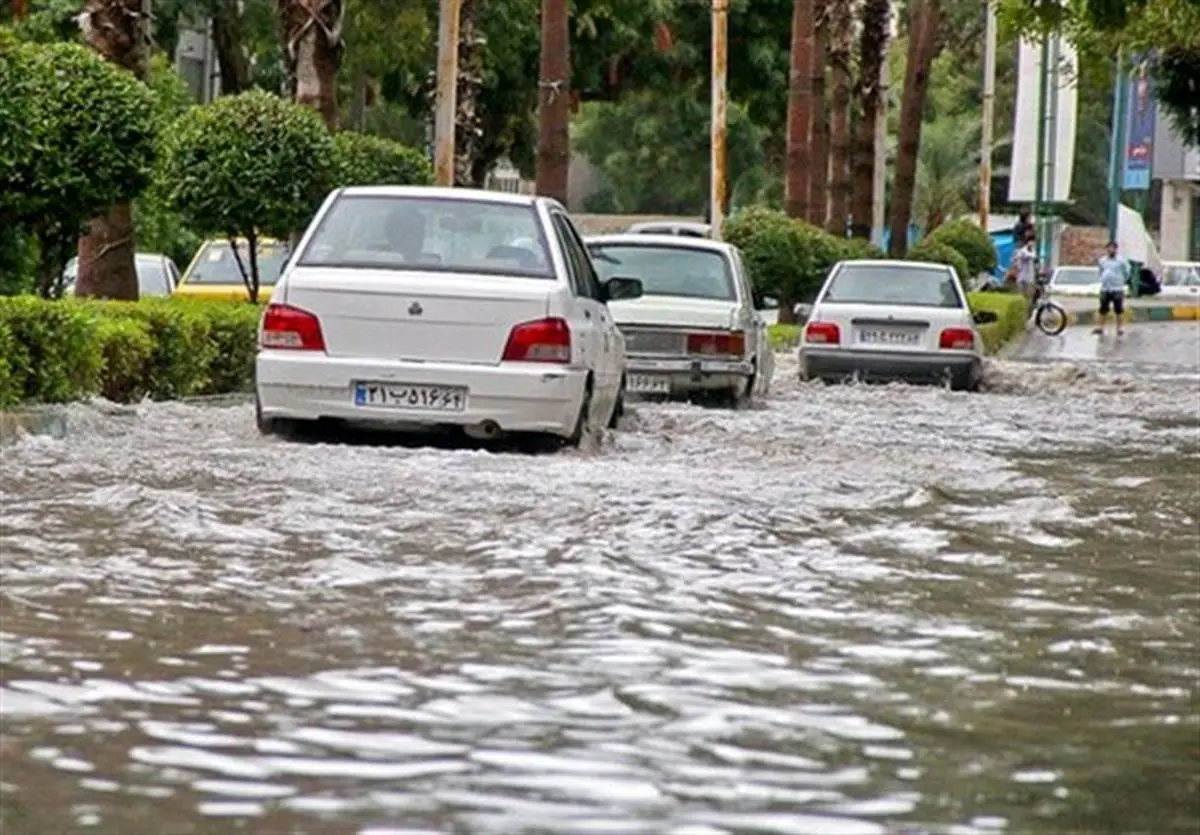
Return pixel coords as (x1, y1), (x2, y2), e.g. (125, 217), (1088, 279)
(1122, 58), (1157, 191)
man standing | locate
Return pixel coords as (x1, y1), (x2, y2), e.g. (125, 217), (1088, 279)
(1094, 240), (1130, 337)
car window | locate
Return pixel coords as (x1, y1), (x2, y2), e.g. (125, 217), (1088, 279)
(135, 259), (172, 296)
(184, 241), (291, 286)
(1052, 268), (1097, 285)
(552, 213), (602, 299)
(822, 264), (964, 308)
(1162, 264), (1200, 286)
(298, 194), (554, 279)
(588, 244), (735, 302)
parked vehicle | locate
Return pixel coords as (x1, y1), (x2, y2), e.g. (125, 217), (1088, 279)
(1160, 261), (1200, 301)
(798, 259), (985, 391)
(626, 220), (712, 238)
(173, 238), (291, 302)
(254, 186), (642, 449)
(1047, 265), (1102, 297)
(585, 233), (774, 407)
(61, 253), (180, 297)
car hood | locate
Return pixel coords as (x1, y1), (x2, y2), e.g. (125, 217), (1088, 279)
(608, 295), (739, 329)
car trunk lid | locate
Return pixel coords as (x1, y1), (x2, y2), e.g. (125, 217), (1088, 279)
(811, 303), (973, 353)
(609, 296), (739, 356)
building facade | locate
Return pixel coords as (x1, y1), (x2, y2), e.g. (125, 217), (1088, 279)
(1153, 119), (1200, 261)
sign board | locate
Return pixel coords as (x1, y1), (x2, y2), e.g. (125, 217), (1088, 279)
(1122, 59), (1157, 190)
(1008, 37), (1078, 204)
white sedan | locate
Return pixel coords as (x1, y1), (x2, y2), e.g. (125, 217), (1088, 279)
(1048, 265), (1102, 297)
(254, 186), (642, 449)
(584, 233), (775, 407)
(1160, 261), (1200, 301)
(798, 259), (984, 392)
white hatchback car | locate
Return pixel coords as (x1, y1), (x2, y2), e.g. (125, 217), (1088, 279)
(798, 259), (984, 391)
(254, 186), (642, 448)
(584, 233), (775, 407)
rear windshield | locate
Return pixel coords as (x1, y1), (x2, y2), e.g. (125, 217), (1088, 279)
(589, 244), (735, 301)
(61, 256), (173, 295)
(1053, 268), (1096, 285)
(184, 241), (290, 286)
(297, 194), (554, 279)
(822, 264), (964, 308)
(1163, 264), (1200, 286)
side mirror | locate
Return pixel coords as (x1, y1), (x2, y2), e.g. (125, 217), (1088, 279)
(972, 309), (999, 325)
(755, 294), (779, 311)
(602, 276), (643, 302)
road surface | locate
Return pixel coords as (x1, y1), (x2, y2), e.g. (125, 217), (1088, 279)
(1008, 320), (1200, 374)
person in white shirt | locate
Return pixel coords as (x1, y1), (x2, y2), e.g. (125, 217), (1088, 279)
(1093, 240), (1130, 337)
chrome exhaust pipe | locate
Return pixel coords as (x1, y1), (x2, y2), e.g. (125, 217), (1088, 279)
(463, 420), (502, 440)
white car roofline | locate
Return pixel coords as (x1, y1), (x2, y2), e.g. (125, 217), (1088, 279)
(583, 233), (735, 254)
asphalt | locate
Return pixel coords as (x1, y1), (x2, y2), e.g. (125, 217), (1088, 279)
(1007, 320), (1200, 373)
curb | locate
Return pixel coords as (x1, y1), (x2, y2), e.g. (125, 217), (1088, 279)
(0, 391), (253, 445)
(1064, 304), (1199, 328)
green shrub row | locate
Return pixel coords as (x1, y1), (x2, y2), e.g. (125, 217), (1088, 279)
(0, 297), (261, 408)
(967, 290), (1028, 354)
(917, 219), (998, 280)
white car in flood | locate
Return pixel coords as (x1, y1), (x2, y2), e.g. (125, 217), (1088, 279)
(254, 186), (643, 448)
(799, 259), (984, 391)
(584, 233), (775, 407)
(1048, 265), (1102, 297)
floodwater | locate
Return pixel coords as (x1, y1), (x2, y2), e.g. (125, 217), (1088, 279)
(1, 355), (1198, 835)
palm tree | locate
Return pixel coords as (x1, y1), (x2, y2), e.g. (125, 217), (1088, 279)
(73, 0), (148, 301)
(279, 0), (344, 129)
(785, 0), (815, 219)
(808, 0), (829, 227)
(915, 115), (979, 231)
(535, 0), (571, 203)
(454, 0), (487, 186)
(887, 0), (940, 257)
(826, 0), (854, 235)
(849, 0), (888, 240)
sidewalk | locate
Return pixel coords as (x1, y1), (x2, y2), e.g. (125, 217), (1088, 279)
(1050, 295), (1200, 327)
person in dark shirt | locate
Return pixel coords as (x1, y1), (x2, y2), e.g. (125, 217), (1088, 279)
(1012, 209), (1033, 248)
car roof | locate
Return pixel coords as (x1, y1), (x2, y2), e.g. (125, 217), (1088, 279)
(584, 232), (735, 254)
(837, 259), (954, 270)
(628, 220), (711, 233)
(201, 237), (286, 247)
(335, 185), (554, 209)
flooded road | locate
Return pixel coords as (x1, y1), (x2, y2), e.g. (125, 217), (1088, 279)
(2, 355), (1198, 835)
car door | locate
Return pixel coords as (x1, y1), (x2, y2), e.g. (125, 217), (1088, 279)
(549, 211), (621, 396)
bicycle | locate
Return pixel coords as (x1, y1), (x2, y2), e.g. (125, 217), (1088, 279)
(1028, 271), (1068, 336)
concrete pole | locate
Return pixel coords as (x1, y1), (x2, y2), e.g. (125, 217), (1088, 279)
(433, 0), (462, 187)
(978, 0), (996, 231)
(870, 19), (891, 247)
(1106, 50), (1126, 243)
(1033, 34), (1050, 265)
(710, 0), (729, 240)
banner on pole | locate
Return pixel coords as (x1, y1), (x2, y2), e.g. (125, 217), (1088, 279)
(1121, 57), (1157, 190)
(1008, 37), (1079, 204)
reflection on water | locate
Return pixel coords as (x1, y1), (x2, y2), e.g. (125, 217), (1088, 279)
(1, 356), (1198, 834)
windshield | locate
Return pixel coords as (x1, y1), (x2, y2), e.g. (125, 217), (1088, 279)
(61, 256), (173, 296)
(297, 195), (554, 279)
(821, 264), (964, 308)
(588, 244), (734, 301)
(1162, 264), (1200, 286)
(184, 241), (290, 286)
(1052, 267), (1098, 285)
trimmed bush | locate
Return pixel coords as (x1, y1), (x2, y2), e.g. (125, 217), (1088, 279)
(925, 219), (998, 279)
(836, 237), (885, 261)
(0, 297), (262, 407)
(332, 132), (434, 188)
(968, 291), (1028, 354)
(907, 240), (971, 284)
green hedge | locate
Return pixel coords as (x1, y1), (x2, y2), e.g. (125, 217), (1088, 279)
(907, 239), (971, 283)
(0, 296), (261, 408)
(968, 290), (1028, 354)
(924, 219), (998, 278)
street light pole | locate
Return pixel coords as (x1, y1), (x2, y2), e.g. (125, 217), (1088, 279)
(1106, 50), (1126, 243)
(710, 0), (728, 240)
(978, 0), (996, 231)
(433, 0), (462, 187)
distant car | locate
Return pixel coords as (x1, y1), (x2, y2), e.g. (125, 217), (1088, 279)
(1160, 261), (1200, 301)
(1047, 265), (1102, 297)
(626, 220), (712, 238)
(173, 238), (291, 302)
(798, 259), (984, 392)
(61, 252), (180, 297)
(585, 233), (775, 407)
(254, 186), (642, 449)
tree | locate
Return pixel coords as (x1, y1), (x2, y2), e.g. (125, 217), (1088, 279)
(279, 0), (344, 128)
(826, 0), (853, 235)
(850, 0), (888, 240)
(73, 0), (150, 301)
(536, 0), (570, 201)
(785, 0), (814, 219)
(808, 0), (829, 227)
(159, 90), (335, 301)
(888, 0), (941, 257)
(13, 41), (156, 298)
(914, 114), (978, 232)
(331, 131), (435, 186)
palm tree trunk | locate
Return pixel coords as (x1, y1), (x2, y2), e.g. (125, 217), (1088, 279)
(827, 0), (853, 236)
(455, 0), (487, 187)
(74, 0), (147, 301)
(211, 0), (251, 95)
(785, 0), (815, 220)
(536, 0), (571, 203)
(850, 0), (888, 240)
(808, 0), (829, 228)
(887, 0), (940, 257)
(280, 0), (344, 129)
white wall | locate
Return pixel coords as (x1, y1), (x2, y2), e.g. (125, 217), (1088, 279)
(1160, 180), (1196, 261)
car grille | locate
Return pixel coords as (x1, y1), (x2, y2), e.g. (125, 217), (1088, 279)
(623, 328), (687, 355)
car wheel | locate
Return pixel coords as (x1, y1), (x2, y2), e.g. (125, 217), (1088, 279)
(255, 394), (297, 439)
(566, 378), (594, 447)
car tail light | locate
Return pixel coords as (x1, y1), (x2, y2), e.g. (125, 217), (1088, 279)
(939, 327), (975, 350)
(804, 321), (840, 345)
(501, 317), (571, 363)
(260, 303), (325, 351)
(686, 330), (745, 356)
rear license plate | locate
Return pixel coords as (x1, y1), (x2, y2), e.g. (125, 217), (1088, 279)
(354, 382), (467, 412)
(627, 374), (671, 394)
(856, 328), (922, 346)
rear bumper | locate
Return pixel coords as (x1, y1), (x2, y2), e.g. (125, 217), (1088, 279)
(625, 355), (753, 393)
(255, 351), (587, 436)
(799, 348), (982, 389)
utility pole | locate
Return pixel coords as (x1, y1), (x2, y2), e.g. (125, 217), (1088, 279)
(710, 0), (729, 240)
(1106, 50), (1126, 243)
(433, 0), (462, 187)
(1032, 34), (1051, 264)
(978, 0), (996, 231)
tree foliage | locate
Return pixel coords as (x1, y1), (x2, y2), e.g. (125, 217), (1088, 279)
(158, 90), (335, 300)
(924, 218), (998, 278)
(723, 206), (843, 315)
(332, 131), (435, 187)
(907, 238), (970, 281)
